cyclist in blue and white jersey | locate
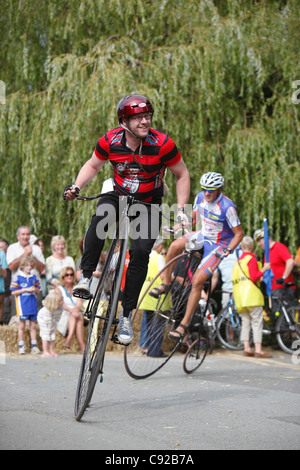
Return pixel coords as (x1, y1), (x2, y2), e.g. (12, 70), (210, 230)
(192, 183), (240, 247)
(150, 172), (244, 341)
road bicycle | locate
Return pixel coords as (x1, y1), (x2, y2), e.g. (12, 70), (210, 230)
(123, 239), (215, 379)
(264, 282), (300, 355)
(190, 295), (218, 353)
(216, 292), (243, 351)
(74, 191), (161, 421)
(182, 290), (217, 374)
(215, 283), (300, 355)
(182, 336), (208, 374)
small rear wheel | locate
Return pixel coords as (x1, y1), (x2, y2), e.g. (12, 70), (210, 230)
(183, 337), (208, 374)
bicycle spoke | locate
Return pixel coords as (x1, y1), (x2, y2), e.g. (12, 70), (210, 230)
(74, 228), (128, 421)
(74, 298), (110, 420)
(124, 307), (180, 379)
(124, 252), (202, 379)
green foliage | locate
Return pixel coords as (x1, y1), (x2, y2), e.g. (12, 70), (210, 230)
(0, 0), (299, 257)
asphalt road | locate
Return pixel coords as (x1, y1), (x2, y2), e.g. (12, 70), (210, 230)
(0, 348), (299, 451)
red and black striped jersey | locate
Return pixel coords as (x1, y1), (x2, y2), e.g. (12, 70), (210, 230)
(94, 126), (182, 202)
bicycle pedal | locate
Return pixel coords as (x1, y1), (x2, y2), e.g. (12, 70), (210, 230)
(111, 334), (122, 345)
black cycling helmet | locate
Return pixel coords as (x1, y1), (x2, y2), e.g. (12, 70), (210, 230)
(117, 94), (154, 123)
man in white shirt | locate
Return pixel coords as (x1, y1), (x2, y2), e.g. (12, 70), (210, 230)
(6, 226), (45, 312)
(6, 226), (45, 280)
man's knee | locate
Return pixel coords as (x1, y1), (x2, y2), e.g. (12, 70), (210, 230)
(192, 269), (208, 290)
(168, 237), (187, 257)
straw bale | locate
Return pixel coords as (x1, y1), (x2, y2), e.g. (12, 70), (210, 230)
(0, 323), (126, 355)
(0, 304), (162, 356)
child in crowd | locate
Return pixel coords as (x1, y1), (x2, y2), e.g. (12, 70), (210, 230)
(37, 290), (63, 357)
(10, 256), (41, 355)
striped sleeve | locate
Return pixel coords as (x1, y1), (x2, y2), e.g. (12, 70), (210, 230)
(94, 134), (110, 160)
(10, 276), (20, 291)
(34, 275), (41, 290)
(160, 136), (182, 167)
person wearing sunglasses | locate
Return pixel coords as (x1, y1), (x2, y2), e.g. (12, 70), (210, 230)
(150, 171), (244, 342)
(56, 267), (85, 352)
(63, 94), (190, 346)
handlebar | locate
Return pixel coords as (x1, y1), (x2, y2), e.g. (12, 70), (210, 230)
(162, 226), (190, 237)
(76, 191), (158, 208)
(76, 192), (189, 239)
(77, 193), (102, 201)
(275, 279), (295, 288)
(76, 193), (192, 238)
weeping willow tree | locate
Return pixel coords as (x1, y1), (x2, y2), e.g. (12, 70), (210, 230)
(0, 0), (299, 257)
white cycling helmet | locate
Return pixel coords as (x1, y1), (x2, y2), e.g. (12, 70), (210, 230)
(200, 172), (224, 189)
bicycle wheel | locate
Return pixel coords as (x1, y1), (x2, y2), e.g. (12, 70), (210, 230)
(276, 305), (300, 354)
(188, 279), (214, 353)
(124, 251), (202, 379)
(183, 337), (208, 374)
(74, 223), (129, 421)
(216, 305), (243, 350)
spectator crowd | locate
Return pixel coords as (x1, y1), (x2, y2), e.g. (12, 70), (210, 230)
(0, 227), (86, 356)
(0, 223), (299, 358)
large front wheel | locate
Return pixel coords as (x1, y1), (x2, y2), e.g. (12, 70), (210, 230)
(74, 227), (128, 421)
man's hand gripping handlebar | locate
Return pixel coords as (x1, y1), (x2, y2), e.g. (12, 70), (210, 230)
(63, 184), (81, 201)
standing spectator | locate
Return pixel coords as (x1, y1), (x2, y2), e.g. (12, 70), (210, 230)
(0, 239), (11, 324)
(10, 256), (41, 355)
(6, 226), (45, 313)
(215, 247), (240, 308)
(232, 236), (272, 358)
(294, 246), (300, 296)
(45, 235), (75, 290)
(0, 243), (8, 325)
(34, 238), (45, 252)
(0, 239), (9, 252)
(254, 229), (296, 307)
(37, 290), (63, 357)
(295, 246), (300, 268)
(56, 267), (85, 353)
(6, 226), (45, 279)
(138, 238), (169, 356)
